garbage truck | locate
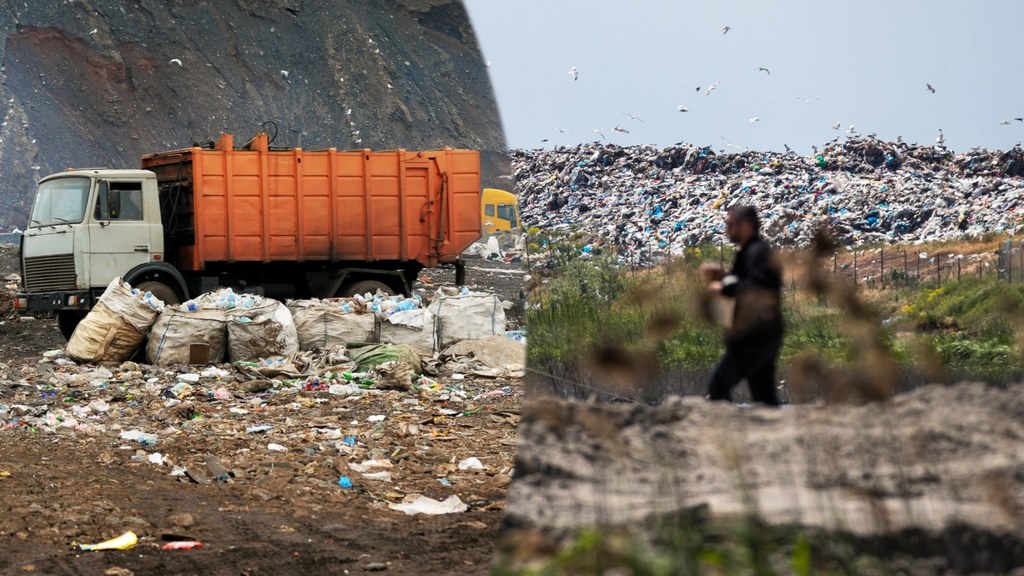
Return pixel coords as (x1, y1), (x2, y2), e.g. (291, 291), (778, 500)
(15, 133), (482, 339)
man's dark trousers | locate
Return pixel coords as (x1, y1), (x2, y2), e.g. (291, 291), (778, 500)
(707, 339), (781, 405)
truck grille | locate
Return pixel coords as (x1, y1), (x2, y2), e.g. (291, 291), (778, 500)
(23, 253), (77, 291)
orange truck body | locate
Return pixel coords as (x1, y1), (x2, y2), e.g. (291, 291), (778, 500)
(141, 133), (481, 272)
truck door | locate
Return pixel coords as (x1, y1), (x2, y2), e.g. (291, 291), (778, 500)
(86, 180), (154, 286)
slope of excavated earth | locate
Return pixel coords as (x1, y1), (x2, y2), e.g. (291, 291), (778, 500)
(0, 0), (507, 232)
(506, 384), (1024, 572)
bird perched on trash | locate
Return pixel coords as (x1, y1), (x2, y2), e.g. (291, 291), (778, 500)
(706, 81), (719, 95)
(926, 83), (936, 93)
(677, 105), (689, 112)
(280, 70), (289, 79)
(169, 58), (183, 66)
(88, 28), (97, 35)
(936, 129), (945, 146)
(592, 129), (606, 140)
(755, 67), (770, 75)
(612, 125), (630, 134)
(568, 66), (578, 81)
(623, 112), (644, 123)
(748, 117), (760, 123)
(722, 26), (731, 34)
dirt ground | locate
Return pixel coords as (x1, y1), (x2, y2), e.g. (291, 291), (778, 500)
(0, 243), (525, 575)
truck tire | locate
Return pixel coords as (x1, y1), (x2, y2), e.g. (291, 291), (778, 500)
(341, 280), (394, 297)
(134, 281), (181, 306)
(57, 311), (86, 341)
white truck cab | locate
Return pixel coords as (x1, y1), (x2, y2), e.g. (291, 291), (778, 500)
(17, 169), (170, 337)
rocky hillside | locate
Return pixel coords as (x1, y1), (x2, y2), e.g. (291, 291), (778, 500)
(0, 0), (506, 232)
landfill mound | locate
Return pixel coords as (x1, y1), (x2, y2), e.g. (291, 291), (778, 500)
(513, 138), (1024, 260)
(0, 0), (506, 233)
(505, 383), (1024, 569)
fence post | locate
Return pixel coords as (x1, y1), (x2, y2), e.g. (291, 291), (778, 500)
(904, 250), (909, 287)
(957, 257), (961, 282)
(935, 256), (940, 284)
(854, 251), (858, 286)
(916, 252), (921, 282)
(833, 252), (837, 277)
(1009, 241), (1013, 284)
(880, 247), (885, 287)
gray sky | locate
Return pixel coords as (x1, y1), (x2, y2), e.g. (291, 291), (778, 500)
(463, 0), (1024, 153)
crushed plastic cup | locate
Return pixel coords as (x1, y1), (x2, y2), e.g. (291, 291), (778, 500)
(337, 475), (353, 489)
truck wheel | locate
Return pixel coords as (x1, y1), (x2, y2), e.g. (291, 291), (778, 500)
(134, 281), (181, 306)
(57, 311), (86, 341)
(341, 280), (394, 297)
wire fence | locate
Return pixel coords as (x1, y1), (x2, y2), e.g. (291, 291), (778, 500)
(531, 233), (1020, 291)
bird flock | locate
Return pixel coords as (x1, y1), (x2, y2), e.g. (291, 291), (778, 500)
(505, 23), (1021, 151)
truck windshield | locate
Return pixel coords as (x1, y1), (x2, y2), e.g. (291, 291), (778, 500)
(29, 177), (91, 227)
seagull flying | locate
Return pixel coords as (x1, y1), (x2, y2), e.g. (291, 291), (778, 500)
(623, 112), (644, 123)
(755, 67), (770, 75)
(722, 26), (731, 34)
(568, 66), (578, 81)
(1001, 120), (1011, 125)
(705, 81), (719, 95)
(592, 129), (606, 141)
(676, 105), (688, 112)
(612, 125), (630, 134)
(1016, 118), (1023, 122)
(926, 83), (936, 93)
(720, 135), (746, 151)
(169, 58), (183, 66)
(485, 61), (492, 68)
(833, 121), (842, 130)
(695, 86), (701, 93)
(748, 117), (760, 123)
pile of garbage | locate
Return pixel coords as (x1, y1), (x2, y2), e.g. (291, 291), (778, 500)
(67, 278), (512, 368)
(512, 137), (1024, 263)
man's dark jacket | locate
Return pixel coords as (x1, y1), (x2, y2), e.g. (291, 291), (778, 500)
(720, 236), (783, 347)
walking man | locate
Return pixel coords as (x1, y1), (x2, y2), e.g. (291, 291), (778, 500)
(704, 205), (784, 405)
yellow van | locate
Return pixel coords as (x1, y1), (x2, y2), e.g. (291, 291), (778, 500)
(481, 188), (521, 233)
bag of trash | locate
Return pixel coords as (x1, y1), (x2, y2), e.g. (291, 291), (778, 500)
(146, 307), (228, 365)
(427, 289), (506, 349)
(66, 277), (164, 363)
(379, 308), (437, 356)
(349, 343), (422, 374)
(287, 298), (376, 350)
(226, 298), (299, 362)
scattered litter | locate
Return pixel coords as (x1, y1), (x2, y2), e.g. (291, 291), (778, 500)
(267, 443), (288, 452)
(119, 430), (157, 446)
(161, 541), (204, 550)
(78, 531), (138, 551)
(338, 475), (353, 488)
(389, 495), (468, 516)
(458, 457), (485, 471)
